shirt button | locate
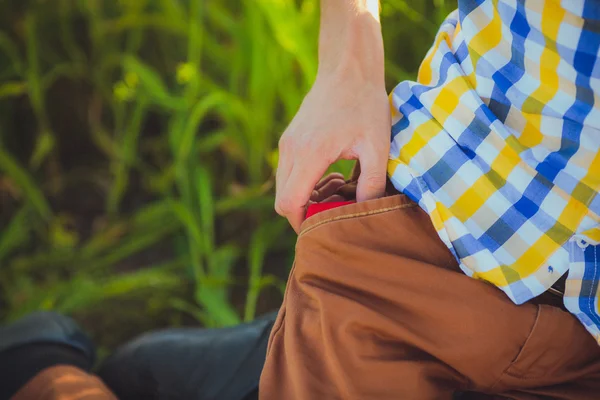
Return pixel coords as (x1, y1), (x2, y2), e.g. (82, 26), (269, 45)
(576, 238), (589, 249)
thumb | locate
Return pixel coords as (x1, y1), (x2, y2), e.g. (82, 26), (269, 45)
(356, 146), (387, 202)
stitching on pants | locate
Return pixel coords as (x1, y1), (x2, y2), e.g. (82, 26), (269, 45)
(299, 203), (417, 238)
(489, 304), (542, 391)
(267, 260), (297, 356)
(266, 308), (285, 357)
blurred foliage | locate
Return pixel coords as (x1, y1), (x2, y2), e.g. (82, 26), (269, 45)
(0, 0), (455, 349)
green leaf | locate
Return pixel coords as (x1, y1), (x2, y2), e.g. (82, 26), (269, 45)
(212, 244), (241, 281)
(122, 56), (186, 109)
(169, 298), (209, 325)
(215, 195), (274, 215)
(59, 0), (86, 63)
(57, 266), (182, 314)
(86, 222), (179, 273)
(99, 14), (188, 37)
(0, 146), (51, 219)
(49, 215), (79, 249)
(196, 287), (240, 327)
(131, 200), (177, 227)
(169, 200), (203, 248)
(107, 98), (148, 214)
(7, 249), (75, 276)
(244, 218), (288, 321)
(0, 32), (24, 74)
(82, 202), (179, 266)
(121, 58), (162, 93)
(192, 244), (241, 327)
(30, 130), (55, 169)
(6, 261), (184, 320)
(254, 0), (317, 80)
(195, 164), (214, 258)
(41, 63), (86, 89)
(0, 81), (27, 99)
(0, 206), (31, 264)
(177, 92), (230, 162)
(158, 0), (186, 22)
(215, 185), (274, 215)
(327, 159), (355, 178)
(25, 13), (44, 118)
(195, 130), (227, 153)
(80, 223), (127, 259)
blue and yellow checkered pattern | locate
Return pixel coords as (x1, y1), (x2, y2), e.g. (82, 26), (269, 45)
(388, 0), (600, 343)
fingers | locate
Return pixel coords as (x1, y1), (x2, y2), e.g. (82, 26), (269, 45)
(356, 143), (387, 202)
(275, 157), (329, 233)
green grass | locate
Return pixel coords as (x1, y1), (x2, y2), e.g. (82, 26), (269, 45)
(0, 0), (455, 349)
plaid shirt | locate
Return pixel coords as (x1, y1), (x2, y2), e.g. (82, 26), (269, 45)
(388, 0), (600, 343)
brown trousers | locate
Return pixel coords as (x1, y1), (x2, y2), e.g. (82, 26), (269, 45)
(259, 194), (600, 399)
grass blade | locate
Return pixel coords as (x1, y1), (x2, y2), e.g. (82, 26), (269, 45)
(0, 146), (51, 219)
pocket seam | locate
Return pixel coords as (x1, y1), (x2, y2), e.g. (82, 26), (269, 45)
(299, 203), (417, 238)
(489, 304), (541, 390)
(266, 260), (296, 356)
(265, 307), (285, 357)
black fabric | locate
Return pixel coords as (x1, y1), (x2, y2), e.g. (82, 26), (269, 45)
(0, 343), (91, 400)
(0, 310), (276, 400)
(242, 388), (258, 400)
(98, 311), (277, 400)
(0, 312), (95, 362)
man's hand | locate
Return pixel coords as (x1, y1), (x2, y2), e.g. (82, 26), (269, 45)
(275, 0), (390, 233)
(275, 75), (390, 232)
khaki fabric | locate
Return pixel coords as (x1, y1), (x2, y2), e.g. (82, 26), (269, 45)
(259, 194), (600, 399)
(11, 365), (117, 400)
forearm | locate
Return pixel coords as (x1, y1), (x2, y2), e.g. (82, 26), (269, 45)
(318, 0), (384, 85)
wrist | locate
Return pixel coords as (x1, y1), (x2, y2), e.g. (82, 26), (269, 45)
(317, 10), (385, 86)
